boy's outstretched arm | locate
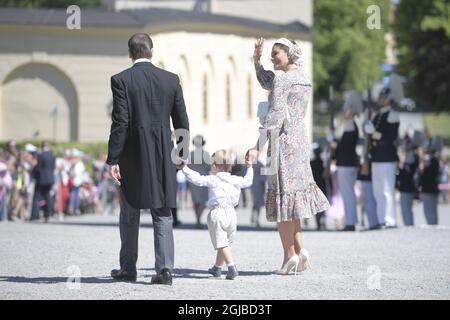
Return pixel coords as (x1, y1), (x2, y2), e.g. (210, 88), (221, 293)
(233, 166), (254, 189)
(182, 166), (217, 188)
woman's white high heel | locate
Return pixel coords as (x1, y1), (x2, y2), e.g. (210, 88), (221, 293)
(299, 248), (312, 272)
(276, 254), (300, 275)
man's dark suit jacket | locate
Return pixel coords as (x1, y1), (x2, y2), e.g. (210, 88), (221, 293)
(106, 61), (189, 209)
(33, 150), (55, 186)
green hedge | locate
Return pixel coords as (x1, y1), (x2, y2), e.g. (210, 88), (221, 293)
(424, 113), (450, 146)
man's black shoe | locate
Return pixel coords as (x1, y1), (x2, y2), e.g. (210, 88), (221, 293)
(340, 225), (356, 231)
(173, 220), (182, 227)
(111, 269), (137, 282)
(150, 268), (172, 285)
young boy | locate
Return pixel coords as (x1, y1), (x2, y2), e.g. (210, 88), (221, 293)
(181, 149), (253, 280)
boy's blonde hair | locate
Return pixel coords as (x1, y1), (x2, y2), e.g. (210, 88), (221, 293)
(211, 149), (233, 172)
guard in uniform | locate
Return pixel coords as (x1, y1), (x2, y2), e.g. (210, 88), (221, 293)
(358, 161), (380, 230)
(419, 137), (442, 225)
(358, 98), (380, 230)
(397, 138), (419, 226)
(364, 87), (400, 228)
(334, 108), (360, 231)
(310, 142), (327, 230)
(187, 135), (211, 228)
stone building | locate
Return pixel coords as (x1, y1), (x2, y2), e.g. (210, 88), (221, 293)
(0, 0), (312, 154)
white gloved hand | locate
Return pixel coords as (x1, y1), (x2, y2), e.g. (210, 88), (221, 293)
(364, 121), (375, 134)
(372, 131), (382, 140)
(326, 132), (335, 143)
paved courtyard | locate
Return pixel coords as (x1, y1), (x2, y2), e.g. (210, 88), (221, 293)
(1, 202), (449, 300)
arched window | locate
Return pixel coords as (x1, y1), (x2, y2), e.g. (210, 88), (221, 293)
(247, 74), (253, 118)
(203, 74), (208, 123)
(179, 55), (190, 83)
(226, 74), (231, 121)
(2, 62), (78, 141)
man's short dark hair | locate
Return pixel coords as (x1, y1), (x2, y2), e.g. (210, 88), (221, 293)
(128, 33), (153, 60)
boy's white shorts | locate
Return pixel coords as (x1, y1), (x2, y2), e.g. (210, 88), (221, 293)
(207, 204), (237, 250)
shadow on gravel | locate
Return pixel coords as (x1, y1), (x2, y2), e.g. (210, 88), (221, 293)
(0, 276), (116, 284)
(49, 221), (153, 228)
(27, 221), (371, 233)
(136, 268), (209, 279)
(45, 222), (438, 233)
(137, 268), (274, 279)
(46, 221), (279, 232)
(175, 268), (274, 279)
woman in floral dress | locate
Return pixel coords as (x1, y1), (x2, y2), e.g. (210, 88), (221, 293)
(249, 37), (329, 275)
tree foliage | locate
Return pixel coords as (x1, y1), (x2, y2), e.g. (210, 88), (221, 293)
(0, 0), (101, 8)
(394, 0), (450, 112)
(313, 0), (390, 100)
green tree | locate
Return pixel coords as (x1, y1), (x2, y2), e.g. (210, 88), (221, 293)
(0, 0), (101, 8)
(313, 0), (390, 100)
(394, 0), (450, 112)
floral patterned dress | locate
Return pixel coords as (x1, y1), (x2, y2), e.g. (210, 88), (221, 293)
(255, 64), (330, 222)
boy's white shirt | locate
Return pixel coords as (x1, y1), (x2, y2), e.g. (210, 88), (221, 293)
(182, 166), (253, 208)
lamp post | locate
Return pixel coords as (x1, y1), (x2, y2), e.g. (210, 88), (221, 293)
(50, 106), (58, 141)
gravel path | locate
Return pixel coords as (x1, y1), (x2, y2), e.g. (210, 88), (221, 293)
(1, 203), (449, 300)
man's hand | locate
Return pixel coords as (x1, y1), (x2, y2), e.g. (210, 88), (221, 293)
(176, 162), (186, 170)
(109, 164), (121, 186)
(174, 157), (187, 170)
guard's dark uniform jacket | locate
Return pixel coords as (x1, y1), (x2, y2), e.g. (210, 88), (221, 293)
(397, 154), (419, 193)
(335, 121), (359, 167)
(370, 108), (399, 162)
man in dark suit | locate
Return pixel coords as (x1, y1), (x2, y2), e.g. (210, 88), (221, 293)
(107, 33), (189, 285)
(30, 141), (55, 222)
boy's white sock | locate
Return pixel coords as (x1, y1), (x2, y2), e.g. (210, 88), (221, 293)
(214, 264), (222, 269)
(227, 262), (235, 267)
